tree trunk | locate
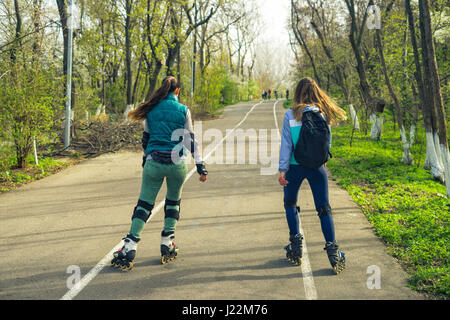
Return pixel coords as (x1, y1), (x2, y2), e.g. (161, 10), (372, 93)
(419, 0), (449, 195)
(413, 0), (445, 182)
(125, 0), (133, 110)
(291, 0), (322, 86)
(375, 25), (414, 164)
(10, 0), (22, 64)
(31, 0), (42, 66)
(310, 20), (349, 103)
(145, 60), (163, 101)
(56, 0), (75, 115)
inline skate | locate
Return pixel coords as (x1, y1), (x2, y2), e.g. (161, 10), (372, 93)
(160, 232), (178, 264)
(111, 237), (138, 271)
(324, 241), (346, 274)
(285, 233), (303, 266)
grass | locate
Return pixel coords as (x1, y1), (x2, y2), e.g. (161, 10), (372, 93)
(283, 99), (293, 109)
(0, 150), (75, 193)
(327, 121), (449, 299)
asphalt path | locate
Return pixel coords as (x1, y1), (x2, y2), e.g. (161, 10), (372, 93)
(0, 99), (423, 301)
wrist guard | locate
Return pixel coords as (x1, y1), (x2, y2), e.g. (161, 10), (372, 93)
(196, 163), (208, 176)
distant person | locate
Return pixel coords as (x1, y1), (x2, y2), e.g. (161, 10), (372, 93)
(286, 89), (290, 100)
(275, 90), (279, 100)
(278, 77), (347, 274)
(262, 90), (267, 100)
(110, 76), (208, 271)
(268, 89), (272, 100)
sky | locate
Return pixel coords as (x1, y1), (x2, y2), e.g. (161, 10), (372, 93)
(257, 0), (291, 47)
(254, 0), (294, 89)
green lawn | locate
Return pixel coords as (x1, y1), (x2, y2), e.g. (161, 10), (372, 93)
(327, 122), (449, 299)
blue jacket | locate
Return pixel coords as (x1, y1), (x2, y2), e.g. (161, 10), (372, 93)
(278, 106), (332, 173)
(145, 94), (187, 156)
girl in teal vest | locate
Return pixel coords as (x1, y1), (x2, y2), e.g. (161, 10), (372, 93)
(111, 76), (208, 270)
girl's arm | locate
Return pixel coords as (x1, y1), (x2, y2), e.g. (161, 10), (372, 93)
(183, 109), (203, 164)
(279, 111), (292, 173)
(184, 109), (207, 180)
(329, 124), (332, 150)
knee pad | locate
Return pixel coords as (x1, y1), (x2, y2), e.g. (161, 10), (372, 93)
(131, 199), (154, 223)
(164, 198), (181, 221)
(284, 199), (299, 211)
(317, 204), (332, 218)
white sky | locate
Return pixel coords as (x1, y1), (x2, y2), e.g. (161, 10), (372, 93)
(257, 0), (291, 46)
(254, 0), (293, 88)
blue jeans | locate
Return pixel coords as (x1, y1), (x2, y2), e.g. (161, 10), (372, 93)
(283, 165), (335, 242)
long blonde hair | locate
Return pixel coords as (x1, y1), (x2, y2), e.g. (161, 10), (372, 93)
(292, 77), (347, 125)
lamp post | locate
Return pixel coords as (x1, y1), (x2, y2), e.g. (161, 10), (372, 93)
(64, 0), (73, 149)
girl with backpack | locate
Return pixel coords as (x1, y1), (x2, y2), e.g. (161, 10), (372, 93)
(278, 77), (347, 274)
(111, 76), (208, 270)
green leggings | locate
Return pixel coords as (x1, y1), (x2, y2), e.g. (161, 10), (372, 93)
(128, 159), (188, 240)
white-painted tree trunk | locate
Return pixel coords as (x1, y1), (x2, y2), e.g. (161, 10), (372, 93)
(400, 125), (416, 165)
(95, 104), (106, 116)
(424, 131), (445, 183)
(124, 104), (134, 121)
(439, 144), (450, 198)
(33, 137), (39, 166)
(370, 113), (383, 141)
(433, 132), (444, 168)
(95, 104), (102, 116)
(349, 104), (360, 130)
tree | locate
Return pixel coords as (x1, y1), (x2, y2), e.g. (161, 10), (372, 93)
(417, 0), (449, 195)
(374, 1), (418, 164)
(1, 70), (61, 168)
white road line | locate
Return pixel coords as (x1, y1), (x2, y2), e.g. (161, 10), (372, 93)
(272, 100), (318, 300)
(61, 100), (263, 300)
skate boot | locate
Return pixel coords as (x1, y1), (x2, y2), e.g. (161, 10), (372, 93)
(284, 233), (303, 266)
(324, 241), (346, 274)
(160, 232), (178, 264)
(111, 237), (138, 271)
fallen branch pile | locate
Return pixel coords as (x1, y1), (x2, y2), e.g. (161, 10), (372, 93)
(70, 119), (143, 157)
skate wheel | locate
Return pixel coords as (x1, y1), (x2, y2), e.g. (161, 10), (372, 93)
(111, 258), (120, 268)
(121, 261), (133, 271)
(333, 262), (346, 274)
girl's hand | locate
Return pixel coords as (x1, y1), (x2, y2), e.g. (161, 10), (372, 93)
(196, 163), (208, 182)
(278, 172), (288, 186)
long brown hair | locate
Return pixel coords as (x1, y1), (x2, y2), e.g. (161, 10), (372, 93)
(292, 77), (347, 125)
(128, 76), (181, 121)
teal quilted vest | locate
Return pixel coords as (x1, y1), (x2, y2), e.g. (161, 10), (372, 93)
(145, 94), (187, 156)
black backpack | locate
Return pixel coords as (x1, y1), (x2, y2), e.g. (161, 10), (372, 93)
(293, 110), (332, 169)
